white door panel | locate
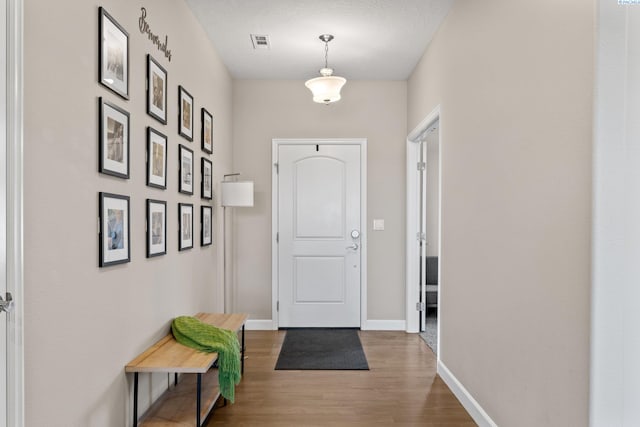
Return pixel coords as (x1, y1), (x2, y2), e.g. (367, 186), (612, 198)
(278, 144), (361, 327)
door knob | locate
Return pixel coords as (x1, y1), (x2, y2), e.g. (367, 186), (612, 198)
(346, 243), (359, 250)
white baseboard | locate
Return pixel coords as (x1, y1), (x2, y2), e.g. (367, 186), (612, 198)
(362, 320), (406, 331)
(245, 319), (406, 331)
(438, 360), (498, 427)
(245, 319), (276, 330)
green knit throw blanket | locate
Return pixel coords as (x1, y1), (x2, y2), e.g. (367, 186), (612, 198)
(171, 316), (241, 403)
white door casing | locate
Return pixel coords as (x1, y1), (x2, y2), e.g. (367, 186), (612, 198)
(272, 139), (367, 328)
(4, 0), (24, 425)
(1, 0), (8, 422)
(406, 106), (441, 334)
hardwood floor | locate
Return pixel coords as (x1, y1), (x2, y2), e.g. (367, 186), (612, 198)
(207, 330), (476, 426)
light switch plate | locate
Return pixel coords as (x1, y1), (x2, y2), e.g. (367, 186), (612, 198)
(373, 219), (385, 231)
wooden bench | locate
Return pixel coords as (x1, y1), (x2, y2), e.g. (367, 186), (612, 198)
(125, 313), (248, 427)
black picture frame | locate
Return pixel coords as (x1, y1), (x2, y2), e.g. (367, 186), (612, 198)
(146, 55), (168, 124)
(146, 199), (167, 258)
(99, 97), (130, 179)
(201, 158), (213, 200)
(98, 7), (129, 100)
(201, 108), (213, 154)
(98, 192), (131, 267)
(201, 205), (212, 246)
(146, 127), (167, 189)
(179, 203), (194, 251)
(178, 85), (194, 141)
(179, 144), (194, 195)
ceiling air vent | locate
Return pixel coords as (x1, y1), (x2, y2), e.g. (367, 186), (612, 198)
(250, 34), (270, 50)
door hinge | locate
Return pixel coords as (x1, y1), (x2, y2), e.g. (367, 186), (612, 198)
(277, 301), (279, 312)
(416, 232), (426, 241)
(416, 302), (425, 312)
(417, 162), (426, 171)
(276, 232), (279, 243)
(274, 163), (279, 174)
(0, 292), (14, 313)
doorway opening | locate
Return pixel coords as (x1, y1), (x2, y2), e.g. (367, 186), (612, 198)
(418, 122), (440, 353)
(406, 107), (441, 356)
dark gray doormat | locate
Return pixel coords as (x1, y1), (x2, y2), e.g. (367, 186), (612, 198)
(275, 328), (370, 370)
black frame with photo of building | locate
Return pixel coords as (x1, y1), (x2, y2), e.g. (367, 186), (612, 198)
(146, 127), (168, 189)
(201, 205), (212, 247)
(146, 199), (167, 258)
(179, 144), (194, 195)
(99, 97), (130, 179)
(146, 54), (167, 124)
(99, 192), (131, 267)
(98, 7), (129, 100)
(178, 203), (194, 251)
(201, 107), (213, 154)
(201, 157), (213, 200)
(178, 85), (194, 141)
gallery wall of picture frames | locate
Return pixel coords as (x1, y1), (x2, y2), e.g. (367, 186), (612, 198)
(96, 6), (216, 268)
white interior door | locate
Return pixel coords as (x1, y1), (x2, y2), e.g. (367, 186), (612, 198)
(278, 143), (361, 327)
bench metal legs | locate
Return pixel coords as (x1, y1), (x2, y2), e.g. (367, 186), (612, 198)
(133, 373), (139, 427)
(241, 324), (245, 374)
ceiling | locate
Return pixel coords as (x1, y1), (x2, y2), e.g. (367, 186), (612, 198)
(184, 0), (454, 80)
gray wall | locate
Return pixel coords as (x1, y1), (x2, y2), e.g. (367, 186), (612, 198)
(408, 0), (593, 425)
(231, 80), (407, 323)
(23, 0), (232, 425)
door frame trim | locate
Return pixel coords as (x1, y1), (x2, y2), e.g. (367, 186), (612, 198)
(5, 0), (24, 425)
(271, 138), (368, 329)
(406, 106), (441, 334)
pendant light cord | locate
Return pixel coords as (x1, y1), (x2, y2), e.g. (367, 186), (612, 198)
(324, 40), (329, 69)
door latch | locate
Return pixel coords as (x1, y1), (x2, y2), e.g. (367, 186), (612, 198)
(0, 292), (14, 313)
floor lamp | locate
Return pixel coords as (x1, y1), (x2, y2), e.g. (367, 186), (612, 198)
(221, 174), (254, 313)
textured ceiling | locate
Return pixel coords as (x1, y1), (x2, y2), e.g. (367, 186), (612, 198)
(185, 0), (454, 80)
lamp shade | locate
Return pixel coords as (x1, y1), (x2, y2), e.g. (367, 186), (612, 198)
(221, 181), (254, 207)
(304, 75), (347, 104)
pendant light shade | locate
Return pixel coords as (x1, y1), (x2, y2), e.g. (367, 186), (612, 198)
(305, 35), (346, 104)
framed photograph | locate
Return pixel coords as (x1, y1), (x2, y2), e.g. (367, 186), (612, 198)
(147, 127), (167, 189)
(201, 205), (213, 246)
(147, 55), (167, 124)
(178, 85), (194, 141)
(99, 192), (130, 267)
(146, 199), (167, 257)
(201, 158), (213, 200)
(178, 203), (194, 251)
(99, 98), (129, 178)
(179, 145), (194, 195)
(99, 7), (129, 100)
(201, 108), (213, 154)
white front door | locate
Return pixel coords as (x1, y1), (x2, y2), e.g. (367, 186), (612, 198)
(277, 143), (362, 327)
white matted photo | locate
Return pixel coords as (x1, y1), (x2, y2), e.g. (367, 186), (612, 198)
(99, 98), (129, 178)
(201, 108), (213, 154)
(178, 85), (194, 141)
(147, 55), (167, 124)
(179, 144), (194, 195)
(146, 199), (167, 257)
(179, 203), (194, 251)
(147, 127), (167, 189)
(201, 205), (212, 246)
(201, 157), (213, 200)
(99, 192), (130, 267)
(99, 7), (129, 99)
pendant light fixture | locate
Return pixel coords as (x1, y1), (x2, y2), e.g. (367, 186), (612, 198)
(304, 34), (347, 104)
